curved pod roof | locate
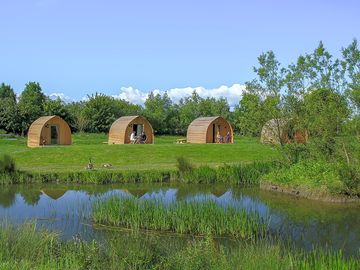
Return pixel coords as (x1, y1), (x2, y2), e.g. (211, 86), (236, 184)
(108, 115), (154, 144)
(27, 115), (72, 148)
(187, 116), (233, 144)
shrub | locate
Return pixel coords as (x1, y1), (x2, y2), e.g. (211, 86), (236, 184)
(176, 156), (194, 174)
(0, 154), (16, 173)
(338, 163), (360, 194)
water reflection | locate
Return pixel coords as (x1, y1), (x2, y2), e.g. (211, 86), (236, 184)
(0, 183), (359, 254)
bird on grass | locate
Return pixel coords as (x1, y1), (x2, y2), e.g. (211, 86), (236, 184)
(86, 158), (94, 170)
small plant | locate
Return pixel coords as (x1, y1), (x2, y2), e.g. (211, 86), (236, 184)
(176, 156), (194, 174)
(0, 154), (16, 173)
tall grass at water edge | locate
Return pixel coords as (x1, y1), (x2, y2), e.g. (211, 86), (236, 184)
(177, 157), (280, 185)
(0, 153), (280, 185)
(0, 222), (358, 270)
(93, 196), (267, 239)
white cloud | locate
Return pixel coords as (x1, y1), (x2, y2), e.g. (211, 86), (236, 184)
(112, 86), (149, 105)
(112, 84), (245, 108)
(47, 92), (73, 103)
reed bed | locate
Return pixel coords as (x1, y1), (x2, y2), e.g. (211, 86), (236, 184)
(0, 160), (280, 186)
(93, 196), (267, 239)
(0, 222), (358, 270)
(180, 161), (280, 185)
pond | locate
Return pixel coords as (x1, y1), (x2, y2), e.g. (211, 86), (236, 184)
(0, 183), (359, 254)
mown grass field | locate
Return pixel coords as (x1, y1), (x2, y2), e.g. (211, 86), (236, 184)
(0, 133), (278, 172)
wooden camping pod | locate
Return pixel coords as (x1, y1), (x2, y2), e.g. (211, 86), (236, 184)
(108, 116), (154, 144)
(187, 116), (234, 144)
(260, 118), (308, 144)
(27, 115), (72, 148)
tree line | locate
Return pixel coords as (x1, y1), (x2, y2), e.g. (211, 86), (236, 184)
(0, 40), (359, 139)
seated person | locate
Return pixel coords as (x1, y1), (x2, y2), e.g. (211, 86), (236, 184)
(130, 131), (136, 144)
(225, 131), (231, 143)
(139, 132), (147, 144)
(216, 131), (224, 143)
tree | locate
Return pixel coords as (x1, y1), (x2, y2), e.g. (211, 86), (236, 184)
(304, 88), (349, 157)
(245, 51), (287, 144)
(0, 83), (19, 133)
(44, 98), (75, 130)
(143, 92), (178, 134)
(0, 83), (16, 101)
(17, 82), (46, 135)
(234, 93), (264, 136)
(178, 91), (202, 132)
(81, 93), (118, 133)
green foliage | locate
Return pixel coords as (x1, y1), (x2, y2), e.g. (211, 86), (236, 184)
(0, 223), (358, 270)
(234, 93), (265, 136)
(143, 91), (179, 134)
(279, 143), (310, 165)
(338, 163), (360, 193)
(179, 161), (280, 185)
(0, 83), (20, 133)
(81, 93), (118, 133)
(176, 156), (194, 174)
(0, 83), (16, 101)
(17, 82), (46, 134)
(263, 159), (360, 196)
(44, 98), (75, 130)
(0, 154), (16, 174)
(304, 88), (349, 139)
(93, 196), (267, 238)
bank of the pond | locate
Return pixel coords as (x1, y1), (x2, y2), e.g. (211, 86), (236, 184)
(260, 160), (360, 203)
(0, 161), (279, 185)
(0, 223), (359, 270)
(92, 197), (267, 239)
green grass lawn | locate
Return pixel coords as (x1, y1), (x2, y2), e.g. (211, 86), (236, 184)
(0, 133), (278, 172)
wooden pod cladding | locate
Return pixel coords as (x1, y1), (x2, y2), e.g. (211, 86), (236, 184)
(108, 116), (154, 144)
(187, 116), (234, 144)
(27, 115), (72, 148)
(260, 118), (309, 145)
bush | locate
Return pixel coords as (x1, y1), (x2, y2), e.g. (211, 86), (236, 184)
(338, 163), (360, 194)
(176, 156), (194, 174)
(0, 154), (16, 173)
(279, 143), (310, 165)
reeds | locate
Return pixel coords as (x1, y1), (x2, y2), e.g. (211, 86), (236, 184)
(0, 159), (279, 186)
(179, 160), (281, 185)
(0, 222), (358, 270)
(93, 196), (267, 239)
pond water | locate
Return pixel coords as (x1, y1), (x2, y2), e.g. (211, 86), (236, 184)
(0, 183), (360, 254)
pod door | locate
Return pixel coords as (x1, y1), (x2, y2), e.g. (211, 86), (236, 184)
(50, 125), (59, 145)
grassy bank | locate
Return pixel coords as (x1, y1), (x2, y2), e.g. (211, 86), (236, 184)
(0, 160), (279, 185)
(0, 133), (277, 172)
(0, 223), (358, 269)
(93, 197), (267, 238)
(261, 160), (360, 202)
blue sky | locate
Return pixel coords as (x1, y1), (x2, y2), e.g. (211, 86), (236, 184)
(1, 0), (359, 105)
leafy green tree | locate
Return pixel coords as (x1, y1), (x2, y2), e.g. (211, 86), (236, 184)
(143, 92), (178, 134)
(17, 82), (46, 135)
(0, 83), (19, 133)
(44, 98), (75, 130)
(234, 93), (264, 136)
(65, 102), (85, 132)
(178, 91), (202, 131)
(304, 88), (349, 158)
(0, 83), (16, 101)
(81, 93), (118, 133)
(245, 51), (287, 143)
(114, 99), (143, 117)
